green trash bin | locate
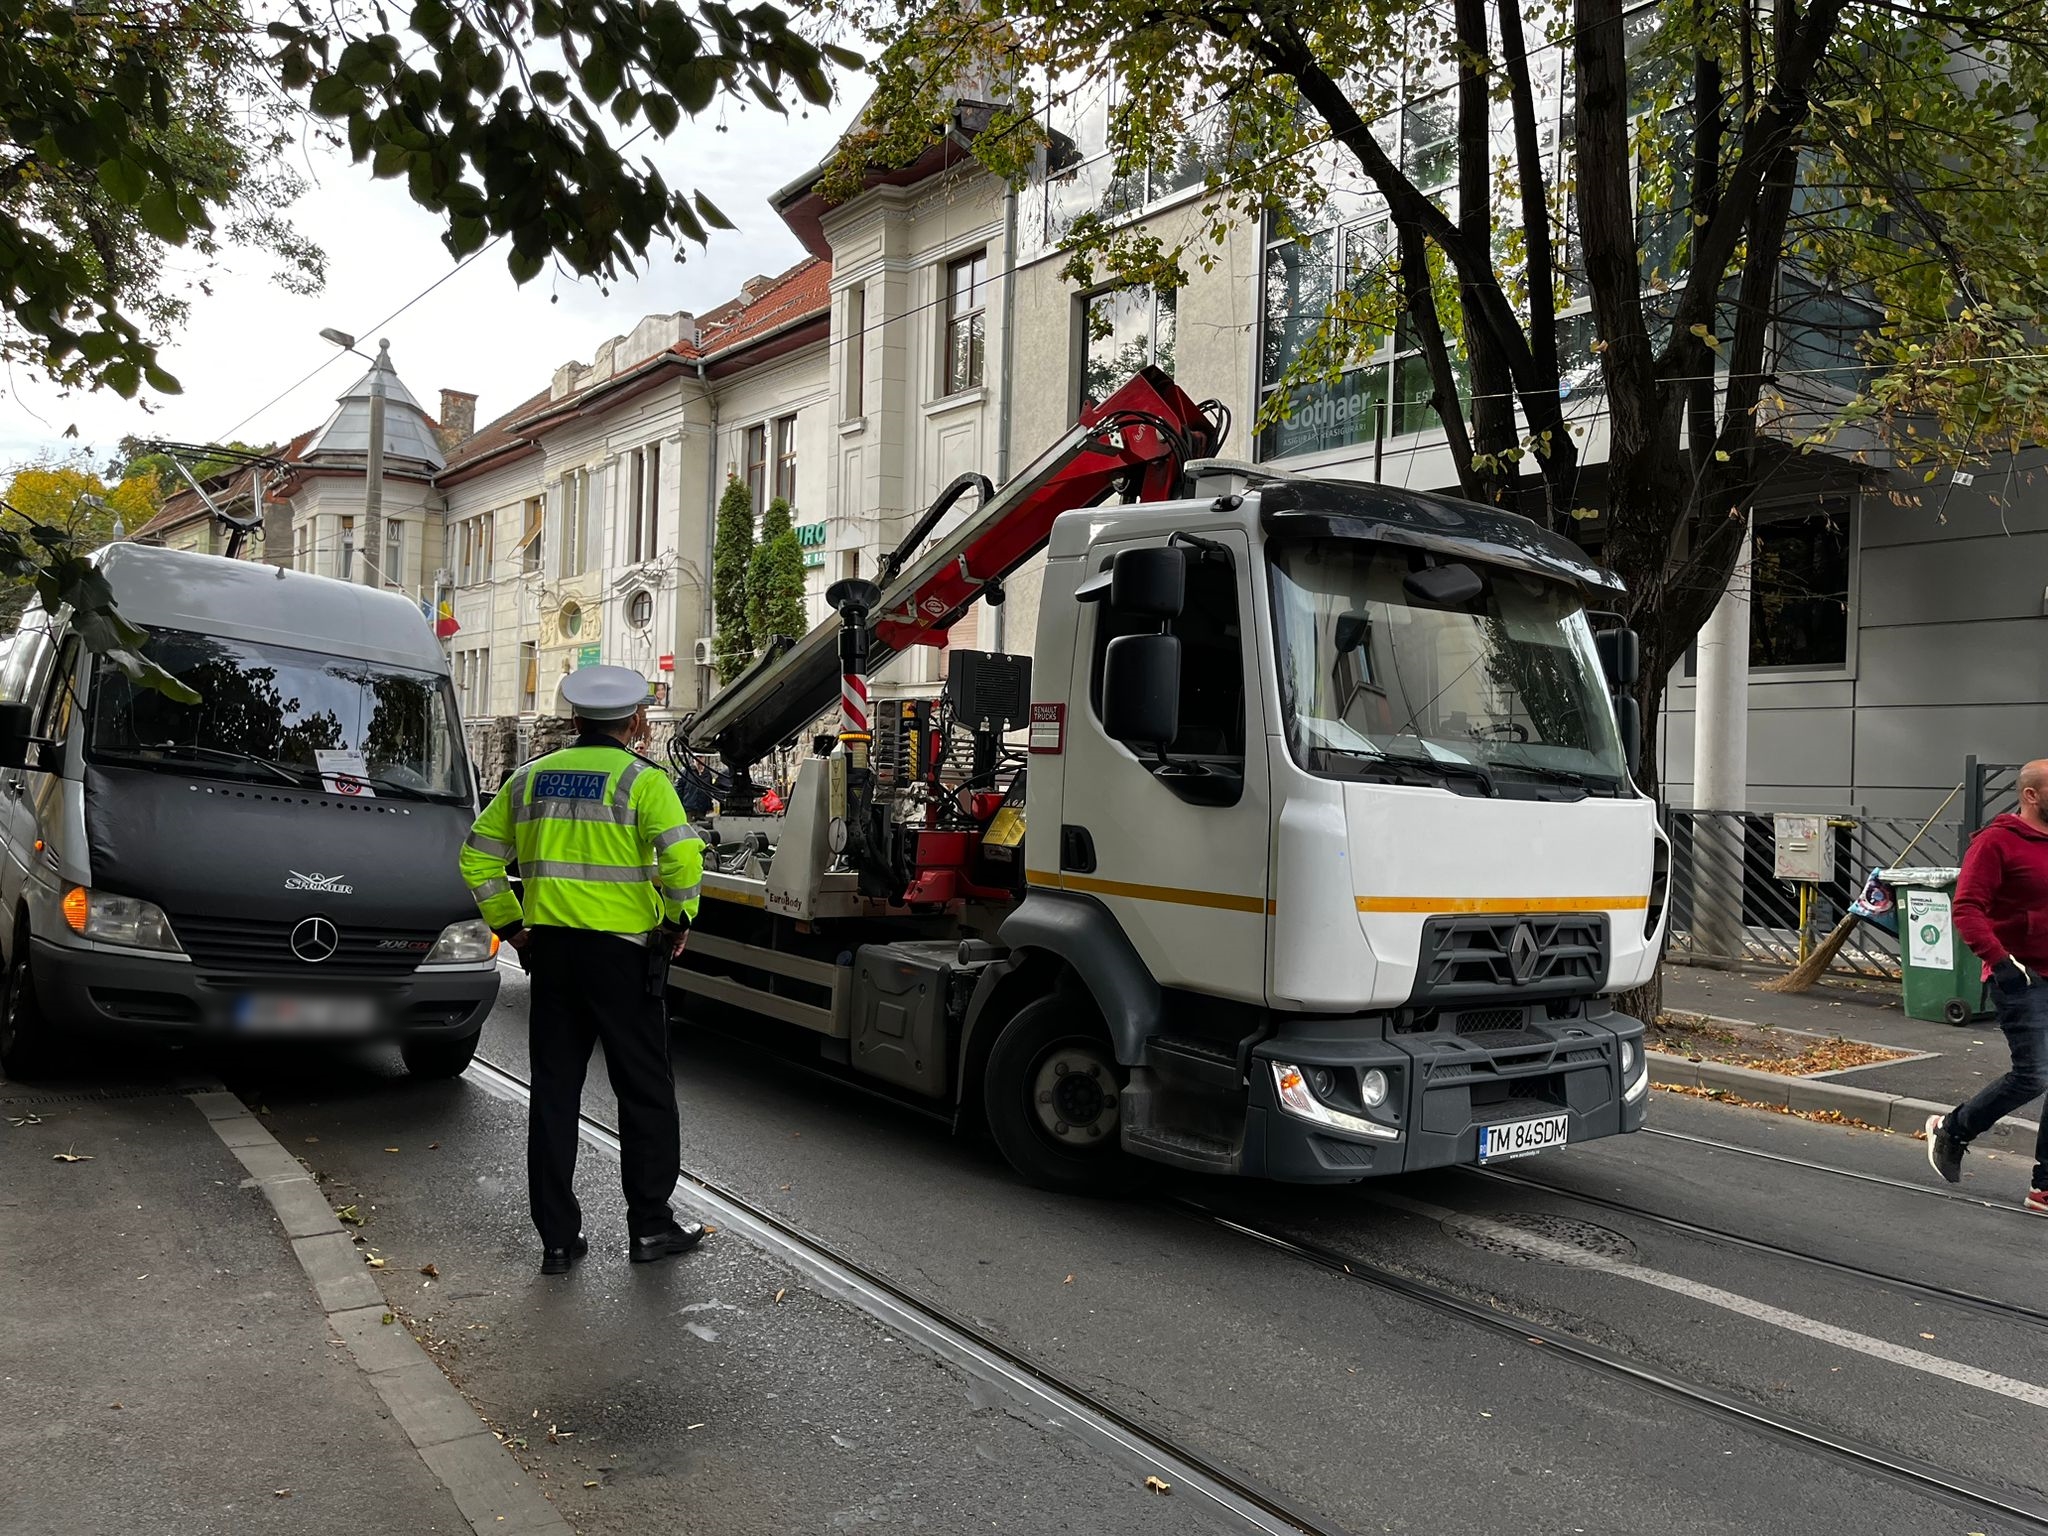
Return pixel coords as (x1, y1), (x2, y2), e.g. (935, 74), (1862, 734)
(1884, 866), (1990, 1026)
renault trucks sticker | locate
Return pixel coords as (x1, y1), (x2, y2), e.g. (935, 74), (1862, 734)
(285, 871), (355, 895)
(1029, 702), (1065, 755)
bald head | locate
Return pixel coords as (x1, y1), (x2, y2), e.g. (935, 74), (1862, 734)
(2020, 759), (2048, 828)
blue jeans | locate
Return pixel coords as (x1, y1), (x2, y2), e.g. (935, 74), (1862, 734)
(1946, 969), (2048, 1188)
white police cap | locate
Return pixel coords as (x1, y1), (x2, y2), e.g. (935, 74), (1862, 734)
(559, 664), (650, 721)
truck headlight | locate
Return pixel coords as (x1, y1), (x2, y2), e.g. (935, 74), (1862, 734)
(1361, 1068), (1389, 1108)
(1271, 1061), (1399, 1142)
(1621, 1040), (1637, 1076)
(61, 887), (182, 953)
(423, 918), (499, 966)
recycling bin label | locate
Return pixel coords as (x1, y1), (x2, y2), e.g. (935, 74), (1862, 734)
(1906, 889), (1953, 969)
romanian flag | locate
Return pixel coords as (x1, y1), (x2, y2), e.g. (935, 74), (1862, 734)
(435, 596), (460, 639)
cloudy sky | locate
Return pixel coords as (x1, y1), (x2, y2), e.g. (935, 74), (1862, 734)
(1, 94), (863, 472)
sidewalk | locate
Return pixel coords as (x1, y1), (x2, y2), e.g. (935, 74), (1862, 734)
(1657, 966), (2038, 1149)
(0, 1073), (558, 1536)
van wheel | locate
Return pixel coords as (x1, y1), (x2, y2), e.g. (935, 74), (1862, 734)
(0, 928), (56, 1081)
(982, 997), (1147, 1195)
(401, 1030), (480, 1079)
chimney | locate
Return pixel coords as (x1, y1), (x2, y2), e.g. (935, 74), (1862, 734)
(437, 389), (478, 452)
(741, 273), (777, 302)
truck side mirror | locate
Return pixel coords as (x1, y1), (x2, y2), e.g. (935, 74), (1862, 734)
(1595, 628), (1641, 688)
(1102, 634), (1180, 747)
(1611, 693), (1642, 776)
(1110, 547), (1186, 619)
(0, 702), (31, 771)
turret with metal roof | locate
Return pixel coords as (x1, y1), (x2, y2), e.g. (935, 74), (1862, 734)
(303, 340), (447, 475)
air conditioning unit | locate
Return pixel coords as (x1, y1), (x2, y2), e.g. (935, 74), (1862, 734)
(692, 637), (715, 667)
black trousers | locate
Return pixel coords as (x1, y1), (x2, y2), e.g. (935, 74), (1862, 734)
(523, 927), (680, 1245)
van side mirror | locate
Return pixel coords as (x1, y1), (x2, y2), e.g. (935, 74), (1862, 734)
(1595, 628), (1641, 688)
(1110, 547), (1186, 618)
(1611, 693), (1642, 777)
(0, 702), (31, 771)
(1102, 634), (1180, 747)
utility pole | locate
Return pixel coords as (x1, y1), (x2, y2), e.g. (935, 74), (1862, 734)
(362, 339), (389, 586)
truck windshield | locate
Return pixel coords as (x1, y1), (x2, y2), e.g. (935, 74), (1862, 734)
(1268, 539), (1626, 795)
(88, 628), (469, 802)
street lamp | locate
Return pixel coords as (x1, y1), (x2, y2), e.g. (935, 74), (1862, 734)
(321, 328), (389, 585)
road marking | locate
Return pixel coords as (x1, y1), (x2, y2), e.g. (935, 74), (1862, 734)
(1371, 1190), (2048, 1411)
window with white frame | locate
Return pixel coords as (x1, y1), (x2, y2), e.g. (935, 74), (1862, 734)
(558, 469), (594, 576)
(519, 496), (544, 574)
(456, 647), (491, 716)
(943, 251), (988, 394)
(294, 522), (310, 571)
(625, 443), (661, 564)
(743, 425), (767, 513)
(518, 641), (538, 712)
(627, 589), (654, 628)
(339, 516), (355, 580)
(773, 415), (797, 507)
(844, 285), (865, 417)
(454, 512), (493, 587)
(1079, 286), (1176, 412)
(384, 518), (404, 588)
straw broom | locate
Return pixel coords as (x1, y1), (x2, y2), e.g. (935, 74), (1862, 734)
(1764, 781), (1964, 994)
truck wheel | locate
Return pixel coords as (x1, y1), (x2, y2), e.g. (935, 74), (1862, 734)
(0, 927), (56, 1081)
(982, 997), (1145, 1195)
(401, 1030), (481, 1079)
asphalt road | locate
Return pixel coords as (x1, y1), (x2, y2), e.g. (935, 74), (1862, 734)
(227, 962), (2048, 1536)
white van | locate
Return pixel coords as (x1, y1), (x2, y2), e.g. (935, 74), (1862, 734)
(0, 544), (500, 1078)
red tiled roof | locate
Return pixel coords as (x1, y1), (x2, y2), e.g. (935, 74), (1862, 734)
(131, 430), (311, 539)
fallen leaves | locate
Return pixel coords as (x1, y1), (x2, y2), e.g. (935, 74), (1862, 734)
(1920, 1332), (1937, 1340)
(584, 1480), (600, 1489)
(773, 1288), (786, 1304)
(383, 1146), (400, 1154)
(52, 1146), (92, 1163)
(419, 1263), (440, 1279)
(365, 1255), (387, 1269)
(335, 1205), (366, 1225)
(1652, 1083), (1897, 1135)
(273, 1489), (291, 1499)
(381, 1313), (396, 1325)
(428, 1142), (441, 1150)
(1650, 1013), (1909, 1077)
(108, 1402), (122, 1410)
(1063, 1274), (1074, 1285)
(1144, 1476), (1171, 1495)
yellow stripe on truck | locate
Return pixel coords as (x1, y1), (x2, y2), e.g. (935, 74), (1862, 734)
(1355, 894), (1650, 914)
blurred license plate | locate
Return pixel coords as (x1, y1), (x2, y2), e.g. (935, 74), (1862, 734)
(233, 994), (377, 1035)
(1479, 1113), (1569, 1163)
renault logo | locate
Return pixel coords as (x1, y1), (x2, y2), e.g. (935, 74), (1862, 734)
(1507, 923), (1542, 984)
(290, 916), (339, 963)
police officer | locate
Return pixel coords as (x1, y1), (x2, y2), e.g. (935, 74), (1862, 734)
(460, 666), (707, 1275)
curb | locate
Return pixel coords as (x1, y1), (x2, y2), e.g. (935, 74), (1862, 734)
(1646, 1052), (2042, 1151)
(188, 1089), (571, 1536)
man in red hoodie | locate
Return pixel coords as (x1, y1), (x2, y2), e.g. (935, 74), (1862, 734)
(1927, 759), (2048, 1212)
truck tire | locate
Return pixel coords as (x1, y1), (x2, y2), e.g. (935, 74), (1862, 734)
(401, 1030), (481, 1080)
(0, 926), (56, 1081)
(982, 996), (1146, 1195)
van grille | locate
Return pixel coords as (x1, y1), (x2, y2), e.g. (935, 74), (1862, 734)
(171, 914), (436, 976)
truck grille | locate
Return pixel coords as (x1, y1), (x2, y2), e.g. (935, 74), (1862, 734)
(170, 914), (436, 977)
(1410, 915), (1608, 1004)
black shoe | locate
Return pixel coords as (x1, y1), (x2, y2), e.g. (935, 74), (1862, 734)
(628, 1221), (705, 1264)
(1925, 1114), (1965, 1184)
(540, 1235), (589, 1276)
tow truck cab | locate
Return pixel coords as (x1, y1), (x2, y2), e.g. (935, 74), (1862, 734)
(0, 544), (499, 1079)
(988, 464), (1663, 1182)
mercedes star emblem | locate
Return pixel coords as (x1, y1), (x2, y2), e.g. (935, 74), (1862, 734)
(290, 916), (340, 963)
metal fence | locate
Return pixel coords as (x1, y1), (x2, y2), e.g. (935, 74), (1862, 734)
(1663, 808), (1957, 978)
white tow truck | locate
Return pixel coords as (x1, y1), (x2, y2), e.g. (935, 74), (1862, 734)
(669, 367), (1665, 1190)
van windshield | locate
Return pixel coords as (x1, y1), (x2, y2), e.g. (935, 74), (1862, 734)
(88, 628), (469, 802)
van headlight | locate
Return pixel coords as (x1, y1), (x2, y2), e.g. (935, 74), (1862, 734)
(423, 918), (499, 966)
(62, 887), (182, 953)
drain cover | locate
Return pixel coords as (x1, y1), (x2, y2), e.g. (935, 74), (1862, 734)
(1445, 1211), (1638, 1263)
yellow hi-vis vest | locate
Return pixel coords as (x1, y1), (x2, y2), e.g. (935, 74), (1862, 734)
(460, 744), (703, 936)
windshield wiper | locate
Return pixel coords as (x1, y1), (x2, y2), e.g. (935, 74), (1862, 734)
(1317, 747), (1494, 796)
(1490, 761), (1624, 796)
(347, 773), (446, 802)
(119, 743), (315, 788)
